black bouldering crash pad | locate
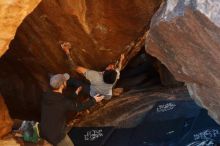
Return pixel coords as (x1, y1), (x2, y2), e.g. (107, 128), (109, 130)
(69, 100), (220, 146)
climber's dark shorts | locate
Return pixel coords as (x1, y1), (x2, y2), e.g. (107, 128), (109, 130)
(67, 77), (90, 95)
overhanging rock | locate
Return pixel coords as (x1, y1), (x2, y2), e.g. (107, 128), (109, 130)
(0, 0), (162, 119)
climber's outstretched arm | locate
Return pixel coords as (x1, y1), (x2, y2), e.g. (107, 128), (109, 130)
(117, 53), (125, 71)
(61, 42), (88, 74)
(61, 42), (77, 70)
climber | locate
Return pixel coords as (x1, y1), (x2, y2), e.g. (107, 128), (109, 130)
(40, 73), (104, 146)
(61, 42), (125, 100)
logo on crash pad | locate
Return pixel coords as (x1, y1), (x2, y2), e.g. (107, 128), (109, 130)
(194, 129), (220, 141)
(156, 102), (176, 113)
(84, 129), (103, 141)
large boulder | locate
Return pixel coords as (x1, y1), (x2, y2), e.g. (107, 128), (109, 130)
(146, 0), (220, 123)
(0, 94), (13, 138)
(0, 0), (162, 119)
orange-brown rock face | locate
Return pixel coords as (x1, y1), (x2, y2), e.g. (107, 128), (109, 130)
(0, 94), (13, 138)
(0, 0), (162, 119)
(146, 0), (220, 123)
(0, 0), (41, 57)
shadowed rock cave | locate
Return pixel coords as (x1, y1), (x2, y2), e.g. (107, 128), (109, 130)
(0, 43), (183, 121)
(1, 0), (220, 145)
(0, 0), (164, 121)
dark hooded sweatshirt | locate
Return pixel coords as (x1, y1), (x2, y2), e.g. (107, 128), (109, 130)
(40, 91), (96, 145)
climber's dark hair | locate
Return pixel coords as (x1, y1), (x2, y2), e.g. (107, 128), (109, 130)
(103, 70), (117, 84)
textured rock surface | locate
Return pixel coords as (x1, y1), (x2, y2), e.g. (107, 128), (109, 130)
(0, 94), (13, 138)
(75, 87), (189, 127)
(0, 0), (41, 57)
(146, 0), (220, 123)
(155, 60), (183, 87)
(0, 0), (162, 119)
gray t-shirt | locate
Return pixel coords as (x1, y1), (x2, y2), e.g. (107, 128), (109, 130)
(84, 69), (120, 100)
